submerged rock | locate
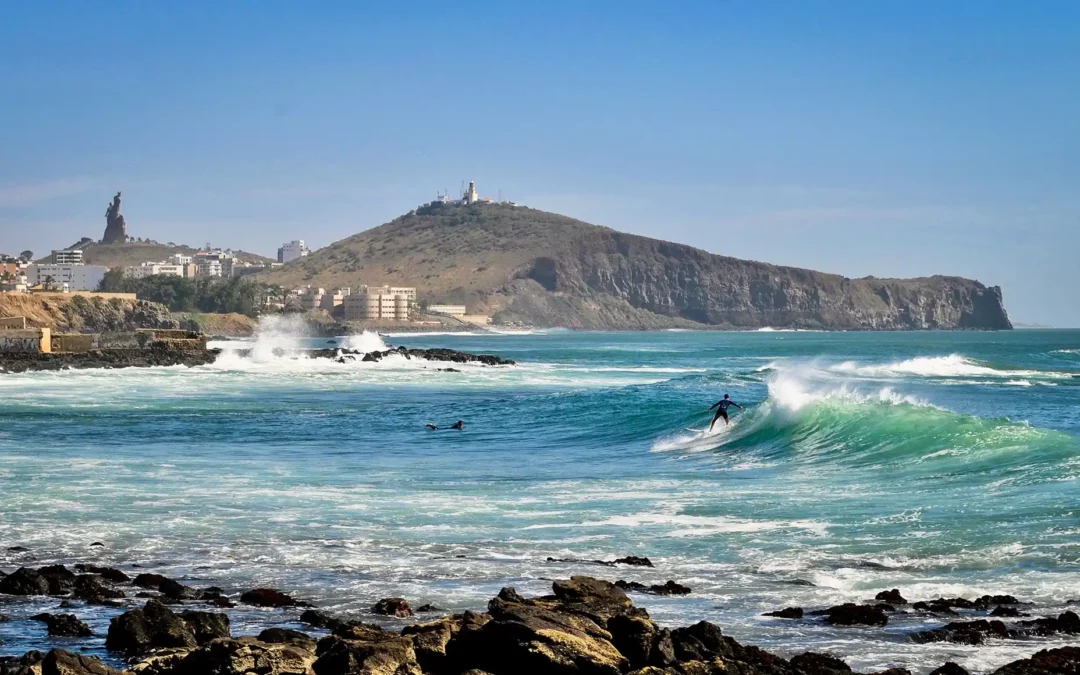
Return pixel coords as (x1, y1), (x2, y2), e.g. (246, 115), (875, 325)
(30, 613), (93, 637)
(615, 580), (691, 596)
(372, 597), (414, 617)
(764, 607), (804, 619)
(240, 587), (312, 608)
(73, 565), (129, 583)
(875, 589), (908, 605)
(817, 603), (889, 627)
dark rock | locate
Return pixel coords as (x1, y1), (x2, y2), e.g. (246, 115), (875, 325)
(0, 650), (45, 675)
(30, 613), (93, 637)
(0, 614), (8, 622)
(912, 601), (958, 615)
(496, 587), (527, 604)
(552, 576), (631, 607)
(372, 597), (414, 617)
(1016, 611), (1080, 637)
(764, 607), (804, 619)
(913, 619), (1010, 645)
(72, 575), (124, 603)
(785, 579), (816, 586)
(179, 610), (230, 645)
(313, 634), (420, 675)
(976, 594), (1020, 608)
(240, 587), (312, 608)
(132, 573), (171, 589)
(300, 609), (346, 630)
(871, 669), (913, 675)
(199, 589), (234, 608)
(416, 603), (443, 612)
(993, 646), (1080, 675)
(258, 628), (317, 651)
(930, 662), (971, 675)
(6, 546), (29, 552)
(89, 542), (105, 547)
(607, 613), (674, 671)
(991, 606), (1024, 617)
(105, 599), (197, 655)
(72, 565), (128, 583)
(58, 601), (74, 609)
(612, 556), (654, 567)
(615, 580), (691, 596)
(0, 568), (51, 596)
(37, 566), (77, 595)
(875, 589), (908, 605)
(332, 621), (394, 642)
(791, 652), (852, 674)
(335, 346), (514, 367)
(158, 578), (198, 600)
(820, 603), (889, 627)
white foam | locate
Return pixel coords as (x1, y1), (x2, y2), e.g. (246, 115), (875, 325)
(343, 331), (389, 353)
(828, 354), (1067, 379)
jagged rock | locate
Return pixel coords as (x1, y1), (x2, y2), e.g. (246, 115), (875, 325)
(929, 663), (971, 675)
(258, 628), (317, 652)
(449, 579), (630, 675)
(818, 603), (889, 627)
(416, 604), (442, 613)
(313, 634), (421, 675)
(106, 599), (197, 655)
(607, 614), (674, 671)
(179, 610), (230, 645)
(612, 557), (654, 567)
(240, 587), (312, 608)
(0, 567), (52, 596)
(372, 597), (413, 617)
(615, 581), (691, 596)
(764, 607), (804, 619)
(153, 637), (318, 675)
(994, 647), (1080, 675)
(912, 601), (958, 615)
(42, 649), (122, 675)
(402, 617), (456, 673)
(31, 613), (92, 638)
(0, 650), (45, 675)
(158, 579), (197, 601)
(790, 652), (851, 675)
(198, 589), (234, 608)
(1016, 611), (1080, 637)
(875, 589), (907, 605)
(133, 574), (171, 589)
(72, 565), (127, 583)
(871, 669), (912, 675)
(913, 619), (1009, 645)
(37, 566), (77, 595)
(72, 575), (124, 603)
(991, 606), (1024, 617)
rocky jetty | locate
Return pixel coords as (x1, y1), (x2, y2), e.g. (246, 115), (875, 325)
(274, 345), (516, 366)
(0, 347), (217, 373)
(1, 566), (1079, 675)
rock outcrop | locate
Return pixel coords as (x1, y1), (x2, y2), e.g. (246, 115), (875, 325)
(256, 202), (1013, 331)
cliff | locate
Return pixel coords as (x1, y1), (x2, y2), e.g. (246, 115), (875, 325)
(0, 294), (180, 333)
(258, 202), (1011, 330)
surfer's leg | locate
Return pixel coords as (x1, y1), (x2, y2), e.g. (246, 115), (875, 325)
(709, 410), (721, 431)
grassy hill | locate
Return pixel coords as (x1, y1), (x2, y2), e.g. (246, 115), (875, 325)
(257, 202), (1011, 330)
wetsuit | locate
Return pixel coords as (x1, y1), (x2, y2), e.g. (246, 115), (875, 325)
(709, 399), (742, 429)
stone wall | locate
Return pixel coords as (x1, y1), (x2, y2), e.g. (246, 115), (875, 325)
(0, 316), (27, 329)
(0, 328), (50, 353)
(52, 333), (96, 353)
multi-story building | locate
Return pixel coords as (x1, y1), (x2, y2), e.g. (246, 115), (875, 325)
(29, 264), (108, 291)
(195, 260), (223, 278)
(277, 240), (310, 263)
(167, 254), (193, 266)
(52, 249), (84, 265)
(125, 262), (187, 279)
(342, 285), (415, 321)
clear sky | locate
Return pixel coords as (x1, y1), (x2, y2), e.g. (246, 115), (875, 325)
(1, 1), (1077, 325)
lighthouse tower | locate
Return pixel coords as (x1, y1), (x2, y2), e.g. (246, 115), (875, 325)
(464, 181), (479, 204)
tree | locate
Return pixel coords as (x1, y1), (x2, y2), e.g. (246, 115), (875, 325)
(19, 250), (33, 261)
(43, 275), (56, 291)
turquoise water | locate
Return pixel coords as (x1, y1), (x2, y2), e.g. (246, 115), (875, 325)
(1, 326), (1079, 672)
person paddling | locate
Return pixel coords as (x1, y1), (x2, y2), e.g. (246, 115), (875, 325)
(708, 394), (744, 431)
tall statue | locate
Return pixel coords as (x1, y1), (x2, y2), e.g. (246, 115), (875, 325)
(102, 191), (128, 244)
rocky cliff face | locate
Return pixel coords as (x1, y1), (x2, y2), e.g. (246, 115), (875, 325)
(258, 203), (1012, 331)
(0, 294), (179, 333)
(498, 230), (1012, 330)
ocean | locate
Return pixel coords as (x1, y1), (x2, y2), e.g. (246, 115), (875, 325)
(1, 324), (1078, 672)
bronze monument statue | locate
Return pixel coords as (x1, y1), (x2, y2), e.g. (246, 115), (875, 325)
(102, 191), (128, 244)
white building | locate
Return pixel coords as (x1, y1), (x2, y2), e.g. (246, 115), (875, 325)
(343, 285), (415, 321)
(167, 254), (193, 266)
(277, 240), (310, 263)
(52, 249), (84, 265)
(125, 262), (187, 279)
(427, 304), (467, 316)
(196, 260), (223, 278)
(464, 181), (479, 204)
(30, 264), (107, 291)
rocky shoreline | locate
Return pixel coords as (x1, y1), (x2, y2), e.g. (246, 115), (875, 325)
(0, 344), (514, 373)
(0, 560), (1077, 675)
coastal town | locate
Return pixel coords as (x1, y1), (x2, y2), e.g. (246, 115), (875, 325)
(1, 185), (503, 331)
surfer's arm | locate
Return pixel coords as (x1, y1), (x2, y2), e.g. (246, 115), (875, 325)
(708, 401), (721, 410)
(735, 403), (745, 410)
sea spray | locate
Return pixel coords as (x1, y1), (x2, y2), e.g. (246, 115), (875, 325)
(343, 331), (389, 353)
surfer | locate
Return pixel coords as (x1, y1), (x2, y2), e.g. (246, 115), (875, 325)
(426, 420), (465, 430)
(708, 394), (743, 431)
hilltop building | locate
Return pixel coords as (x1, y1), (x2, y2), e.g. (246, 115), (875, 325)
(29, 264), (107, 291)
(125, 262), (192, 280)
(278, 240), (310, 263)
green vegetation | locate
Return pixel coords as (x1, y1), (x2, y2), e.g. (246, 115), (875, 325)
(99, 269), (269, 317)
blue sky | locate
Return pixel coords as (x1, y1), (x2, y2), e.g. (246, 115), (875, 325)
(1, 1), (1077, 325)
